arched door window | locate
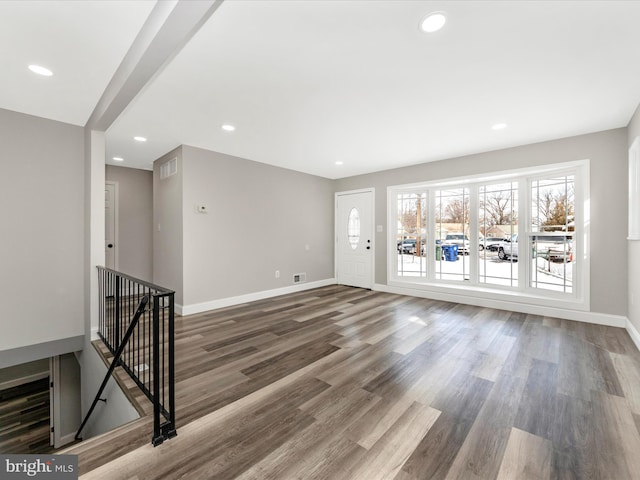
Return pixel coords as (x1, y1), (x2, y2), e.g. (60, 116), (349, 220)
(347, 208), (360, 250)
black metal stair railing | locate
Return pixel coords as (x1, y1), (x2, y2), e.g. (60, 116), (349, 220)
(76, 267), (176, 446)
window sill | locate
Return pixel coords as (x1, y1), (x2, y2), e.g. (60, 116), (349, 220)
(387, 278), (589, 313)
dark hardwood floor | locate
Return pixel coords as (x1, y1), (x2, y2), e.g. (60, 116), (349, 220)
(71, 286), (640, 479)
(0, 377), (52, 454)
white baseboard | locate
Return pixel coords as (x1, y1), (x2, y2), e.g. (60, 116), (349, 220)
(171, 279), (638, 352)
(374, 283), (627, 328)
(626, 319), (640, 352)
(176, 278), (337, 316)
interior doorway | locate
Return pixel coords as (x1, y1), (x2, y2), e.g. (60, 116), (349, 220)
(105, 182), (118, 270)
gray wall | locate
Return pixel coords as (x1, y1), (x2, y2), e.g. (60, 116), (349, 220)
(0, 108), (85, 357)
(335, 128), (628, 317)
(180, 145), (335, 307)
(153, 147), (184, 305)
(75, 347), (139, 439)
(628, 103), (640, 332)
(105, 165), (153, 281)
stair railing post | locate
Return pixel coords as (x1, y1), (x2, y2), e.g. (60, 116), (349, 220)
(114, 275), (121, 348)
(152, 296), (162, 446)
(167, 292), (176, 438)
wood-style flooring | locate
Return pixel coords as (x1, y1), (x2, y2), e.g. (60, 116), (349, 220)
(70, 286), (640, 479)
(0, 377), (52, 454)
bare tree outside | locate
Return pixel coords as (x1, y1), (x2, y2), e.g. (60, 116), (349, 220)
(397, 193), (427, 254)
(543, 194), (574, 229)
(481, 190), (516, 226)
(479, 183), (518, 242)
(400, 209), (417, 234)
(532, 176), (575, 231)
(444, 197), (470, 223)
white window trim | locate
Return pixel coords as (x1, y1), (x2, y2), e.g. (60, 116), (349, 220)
(387, 160), (590, 312)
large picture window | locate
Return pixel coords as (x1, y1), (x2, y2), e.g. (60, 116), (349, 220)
(388, 161), (588, 310)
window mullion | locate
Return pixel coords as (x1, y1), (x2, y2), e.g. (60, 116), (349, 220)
(519, 178), (529, 292)
(427, 189), (435, 282)
(469, 184), (479, 285)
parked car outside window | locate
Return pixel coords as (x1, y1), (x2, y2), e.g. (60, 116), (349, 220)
(444, 233), (470, 254)
(397, 238), (417, 254)
(497, 234), (518, 260)
(497, 234), (573, 262)
(397, 238), (427, 254)
(483, 237), (506, 252)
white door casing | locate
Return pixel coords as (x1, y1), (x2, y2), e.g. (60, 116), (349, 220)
(105, 182), (118, 270)
(336, 189), (374, 289)
(49, 357), (54, 447)
(50, 355), (82, 448)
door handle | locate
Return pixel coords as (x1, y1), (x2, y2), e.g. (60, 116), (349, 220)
(366, 246), (371, 250)
(107, 244), (114, 248)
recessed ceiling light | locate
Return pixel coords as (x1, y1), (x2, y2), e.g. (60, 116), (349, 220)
(112, 157), (124, 162)
(491, 123), (508, 131)
(420, 12), (446, 33)
(335, 161), (344, 166)
(134, 136), (147, 142)
(28, 64), (53, 76)
(221, 124), (236, 132)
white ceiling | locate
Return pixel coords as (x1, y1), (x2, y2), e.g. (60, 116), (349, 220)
(0, 0), (155, 126)
(4, 1), (640, 179)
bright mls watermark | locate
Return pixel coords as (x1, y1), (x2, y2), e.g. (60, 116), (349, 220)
(1, 455), (77, 479)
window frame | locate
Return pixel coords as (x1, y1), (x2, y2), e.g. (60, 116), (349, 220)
(387, 160), (590, 311)
(525, 169), (580, 297)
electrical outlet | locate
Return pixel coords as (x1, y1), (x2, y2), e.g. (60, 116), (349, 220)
(275, 270), (280, 279)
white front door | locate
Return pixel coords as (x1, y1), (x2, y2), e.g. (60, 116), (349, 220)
(105, 182), (117, 270)
(336, 190), (374, 289)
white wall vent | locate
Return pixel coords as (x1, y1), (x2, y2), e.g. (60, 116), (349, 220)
(160, 157), (178, 180)
(293, 273), (306, 284)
